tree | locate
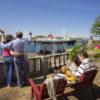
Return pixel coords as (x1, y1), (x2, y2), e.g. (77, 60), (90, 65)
(91, 16), (100, 40)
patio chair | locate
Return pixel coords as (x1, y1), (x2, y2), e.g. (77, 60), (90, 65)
(28, 78), (66, 100)
(66, 69), (97, 99)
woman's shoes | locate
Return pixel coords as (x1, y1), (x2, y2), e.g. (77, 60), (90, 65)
(7, 85), (11, 88)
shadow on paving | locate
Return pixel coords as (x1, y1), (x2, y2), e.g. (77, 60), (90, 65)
(0, 78), (100, 100)
(29, 76), (100, 100)
(60, 84), (100, 100)
(29, 72), (100, 100)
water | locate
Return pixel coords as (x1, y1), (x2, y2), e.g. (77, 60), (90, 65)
(0, 41), (75, 55)
(25, 42), (36, 52)
(0, 42), (36, 55)
(0, 48), (2, 55)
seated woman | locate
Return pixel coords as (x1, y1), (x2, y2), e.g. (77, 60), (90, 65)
(44, 50), (96, 99)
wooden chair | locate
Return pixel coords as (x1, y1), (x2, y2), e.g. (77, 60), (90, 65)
(28, 78), (66, 100)
(66, 69), (97, 99)
(28, 69), (97, 100)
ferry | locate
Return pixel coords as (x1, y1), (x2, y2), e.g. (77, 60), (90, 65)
(0, 34), (76, 55)
(31, 34), (76, 55)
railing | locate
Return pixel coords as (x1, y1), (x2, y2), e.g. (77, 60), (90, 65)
(28, 53), (68, 77)
(0, 53), (68, 84)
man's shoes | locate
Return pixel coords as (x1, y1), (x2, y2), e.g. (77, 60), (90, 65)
(18, 84), (23, 88)
(18, 81), (29, 88)
(22, 81), (29, 87)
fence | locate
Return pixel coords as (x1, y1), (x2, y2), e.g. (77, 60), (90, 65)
(0, 53), (68, 84)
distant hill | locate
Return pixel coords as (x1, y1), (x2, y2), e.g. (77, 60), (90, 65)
(32, 35), (47, 41)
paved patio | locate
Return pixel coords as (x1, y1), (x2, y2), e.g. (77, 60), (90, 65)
(0, 61), (100, 100)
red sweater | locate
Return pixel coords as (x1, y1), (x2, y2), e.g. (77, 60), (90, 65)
(3, 49), (11, 56)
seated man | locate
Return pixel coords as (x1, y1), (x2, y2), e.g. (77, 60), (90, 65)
(73, 50), (96, 78)
(61, 50), (96, 81)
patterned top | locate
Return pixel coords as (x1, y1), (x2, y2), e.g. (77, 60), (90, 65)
(74, 58), (96, 77)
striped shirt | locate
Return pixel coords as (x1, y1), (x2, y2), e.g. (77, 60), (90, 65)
(74, 58), (96, 77)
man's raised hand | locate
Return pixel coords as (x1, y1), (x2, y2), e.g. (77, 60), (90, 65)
(0, 29), (4, 35)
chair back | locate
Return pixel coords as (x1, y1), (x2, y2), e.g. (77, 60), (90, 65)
(79, 69), (97, 84)
(56, 79), (66, 94)
(28, 78), (41, 95)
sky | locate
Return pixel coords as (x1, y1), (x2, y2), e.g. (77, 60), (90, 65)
(0, 0), (100, 37)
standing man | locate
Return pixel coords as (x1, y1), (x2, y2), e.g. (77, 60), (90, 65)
(1, 32), (32, 87)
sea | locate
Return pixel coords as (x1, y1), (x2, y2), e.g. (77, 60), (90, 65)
(0, 42), (75, 55)
(0, 42), (36, 55)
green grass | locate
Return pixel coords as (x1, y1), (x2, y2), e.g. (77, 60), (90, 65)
(87, 47), (100, 52)
(87, 49), (100, 60)
(93, 53), (100, 59)
(86, 47), (100, 61)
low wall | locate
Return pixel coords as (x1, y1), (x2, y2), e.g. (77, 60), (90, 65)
(0, 53), (68, 84)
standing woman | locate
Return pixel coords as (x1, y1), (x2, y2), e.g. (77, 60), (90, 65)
(1, 32), (14, 87)
(1, 31), (32, 87)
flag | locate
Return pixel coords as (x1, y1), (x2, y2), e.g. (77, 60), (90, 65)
(48, 34), (54, 39)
